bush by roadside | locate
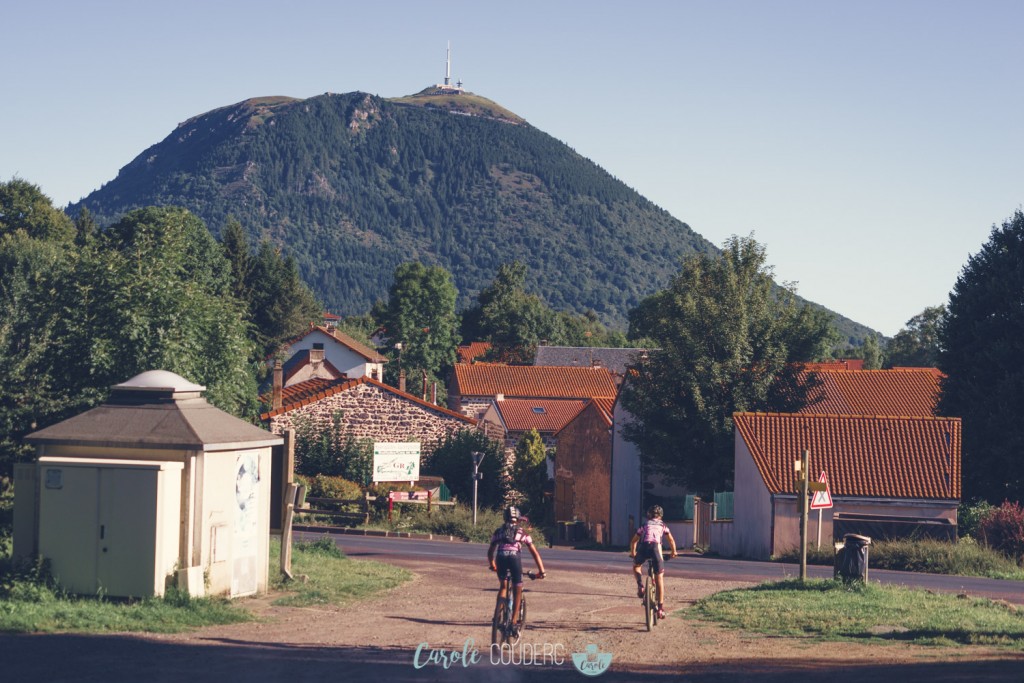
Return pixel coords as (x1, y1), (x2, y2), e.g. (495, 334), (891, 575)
(358, 504), (550, 546)
(772, 537), (1024, 580)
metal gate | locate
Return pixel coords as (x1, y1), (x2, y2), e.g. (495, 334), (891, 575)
(693, 496), (715, 552)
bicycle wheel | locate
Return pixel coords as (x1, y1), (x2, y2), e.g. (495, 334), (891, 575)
(492, 597), (508, 646)
(649, 565), (660, 627)
(643, 569), (654, 631)
(512, 594), (527, 644)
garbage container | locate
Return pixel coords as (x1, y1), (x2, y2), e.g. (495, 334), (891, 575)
(835, 533), (871, 583)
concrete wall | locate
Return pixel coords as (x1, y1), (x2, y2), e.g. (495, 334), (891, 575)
(610, 403), (642, 546)
(722, 434), (775, 559)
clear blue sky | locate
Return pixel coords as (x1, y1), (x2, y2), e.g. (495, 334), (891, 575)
(3, 0), (1022, 337)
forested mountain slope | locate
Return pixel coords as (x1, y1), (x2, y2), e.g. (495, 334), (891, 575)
(69, 90), (873, 341)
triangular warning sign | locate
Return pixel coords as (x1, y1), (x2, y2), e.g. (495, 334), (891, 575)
(810, 471), (833, 509)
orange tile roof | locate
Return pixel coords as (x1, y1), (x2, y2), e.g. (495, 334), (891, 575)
(452, 364), (618, 400)
(799, 368), (941, 417)
(801, 359), (864, 371)
(494, 399), (588, 432)
(733, 412), (960, 500)
(261, 376), (475, 424)
(457, 341), (492, 363)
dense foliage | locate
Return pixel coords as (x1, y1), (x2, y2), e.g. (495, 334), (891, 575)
(0, 187), (261, 477)
(886, 305), (944, 368)
(621, 235), (838, 491)
(66, 92), (873, 342)
(938, 211), (1024, 503)
(977, 501), (1024, 562)
(422, 428), (506, 509)
(510, 429), (549, 523)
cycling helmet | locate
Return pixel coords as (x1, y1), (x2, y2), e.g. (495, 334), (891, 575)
(504, 506), (520, 523)
(647, 504), (664, 519)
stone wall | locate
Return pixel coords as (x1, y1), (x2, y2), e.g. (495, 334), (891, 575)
(267, 383), (474, 451)
(553, 403), (612, 541)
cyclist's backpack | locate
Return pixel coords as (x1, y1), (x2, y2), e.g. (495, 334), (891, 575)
(498, 522), (520, 546)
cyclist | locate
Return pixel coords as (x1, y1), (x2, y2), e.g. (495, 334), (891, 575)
(488, 505), (546, 636)
(630, 504), (678, 619)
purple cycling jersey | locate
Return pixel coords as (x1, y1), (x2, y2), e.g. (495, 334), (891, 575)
(491, 525), (533, 554)
(635, 518), (670, 545)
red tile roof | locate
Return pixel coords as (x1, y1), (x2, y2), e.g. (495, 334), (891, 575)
(457, 341), (492, 364)
(261, 376), (475, 424)
(733, 412), (960, 500)
(452, 364), (618, 400)
(494, 399), (588, 432)
(799, 368), (941, 417)
(801, 359), (864, 371)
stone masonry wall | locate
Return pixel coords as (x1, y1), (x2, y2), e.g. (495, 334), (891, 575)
(268, 383), (473, 452)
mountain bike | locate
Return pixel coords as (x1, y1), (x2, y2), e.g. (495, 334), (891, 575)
(640, 555), (670, 631)
(491, 569), (542, 646)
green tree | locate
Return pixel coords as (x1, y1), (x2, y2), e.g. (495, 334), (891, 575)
(0, 202), (259, 476)
(379, 262), (459, 381)
(621, 235), (837, 491)
(0, 178), (74, 242)
(220, 216), (252, 303)
(886, 305), (945, 368)
(511, 429), (549, 523)
(248, 240), (321, 357)
(463, 261), (562, 363)
(423, 429), (506, 509)
(938, 211), (1024, 503)
(860, 334), (883, 370)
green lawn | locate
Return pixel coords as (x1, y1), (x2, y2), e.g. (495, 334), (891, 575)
(690, 578), (1024, 649)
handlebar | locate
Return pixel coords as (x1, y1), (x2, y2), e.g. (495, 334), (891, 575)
(489, 565), (546, 579)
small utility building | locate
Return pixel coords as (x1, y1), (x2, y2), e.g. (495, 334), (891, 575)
(17, 370), (283, 599)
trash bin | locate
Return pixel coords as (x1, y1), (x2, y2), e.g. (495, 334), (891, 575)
(835, 533), (871, 583)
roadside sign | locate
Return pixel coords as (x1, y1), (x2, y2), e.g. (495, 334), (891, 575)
(809, 471), (833, 509)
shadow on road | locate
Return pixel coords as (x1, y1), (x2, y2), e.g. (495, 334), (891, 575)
(2, 632), (1022, 682)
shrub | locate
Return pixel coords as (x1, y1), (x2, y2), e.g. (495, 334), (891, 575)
(308, 475), (363, 512)
(958, 499), (994, 539)
(424, 428), (507, 509)
(978, 500), (1024, 561)
(292, 412), (373, 484)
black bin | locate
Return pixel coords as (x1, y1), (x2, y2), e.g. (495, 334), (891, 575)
(834, 533), (871, 583)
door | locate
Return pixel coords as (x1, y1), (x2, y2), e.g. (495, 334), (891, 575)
(38, 465), (99, 594)
(97, 467), (158, 598)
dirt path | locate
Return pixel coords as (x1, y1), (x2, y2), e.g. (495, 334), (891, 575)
(3, 557), (1022, 682)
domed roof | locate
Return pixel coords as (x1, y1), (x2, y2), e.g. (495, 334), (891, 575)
(114, 370), (206, 393)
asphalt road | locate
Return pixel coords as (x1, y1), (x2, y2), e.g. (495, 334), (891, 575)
(300, 530), (1024, 605)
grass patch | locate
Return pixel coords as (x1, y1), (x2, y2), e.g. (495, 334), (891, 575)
(270, 535), (411, 607)
(691, 579), (1024, 649)
(0, 555), (251, 634)
(773, 537), (1024, 580)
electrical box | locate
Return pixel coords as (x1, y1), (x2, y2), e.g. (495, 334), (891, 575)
(37, 457), (183, 598)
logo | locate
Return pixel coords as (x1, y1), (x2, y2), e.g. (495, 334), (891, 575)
(572, 644), (613, 677)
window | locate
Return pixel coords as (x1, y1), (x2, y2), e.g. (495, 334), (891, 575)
(532, 406), (547, 414)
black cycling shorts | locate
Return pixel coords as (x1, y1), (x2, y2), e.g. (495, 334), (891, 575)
(633, 541), (665, 574)
(495, 551), (524, 586)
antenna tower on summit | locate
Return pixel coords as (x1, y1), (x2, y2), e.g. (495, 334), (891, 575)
(435, 42), (464, 94)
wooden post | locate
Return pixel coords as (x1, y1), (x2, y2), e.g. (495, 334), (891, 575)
(280, 483), (299, 581)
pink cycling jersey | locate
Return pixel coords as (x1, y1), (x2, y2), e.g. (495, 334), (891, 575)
(635, 518), (670, 545)
(491, 525), (533, 554)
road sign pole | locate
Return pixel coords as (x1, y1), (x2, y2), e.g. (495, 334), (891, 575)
(800, 449), (809, 582)
(816, 508), (822, 549)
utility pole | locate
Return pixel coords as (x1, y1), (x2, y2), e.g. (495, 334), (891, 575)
(471, 451), (485, 526)
(796, 449), (810, 581)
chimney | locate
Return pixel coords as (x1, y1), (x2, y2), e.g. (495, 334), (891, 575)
(431, 382), (437, 404)
(272, 360), (283, 410)
(399, 369), (406, 393)
(422, 369), (428, 401)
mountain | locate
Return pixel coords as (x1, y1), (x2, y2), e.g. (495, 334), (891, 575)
(68, 89), (875, 342)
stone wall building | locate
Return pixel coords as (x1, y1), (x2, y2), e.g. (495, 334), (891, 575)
(261, 376), (476, 451)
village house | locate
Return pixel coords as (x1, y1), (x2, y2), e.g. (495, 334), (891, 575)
(551, 397), (616, 543)
(720, 411), (961, 559)
(261, 375), (476, 448)
(276, 325), (388, 385)
(448, 364), (618, 422)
